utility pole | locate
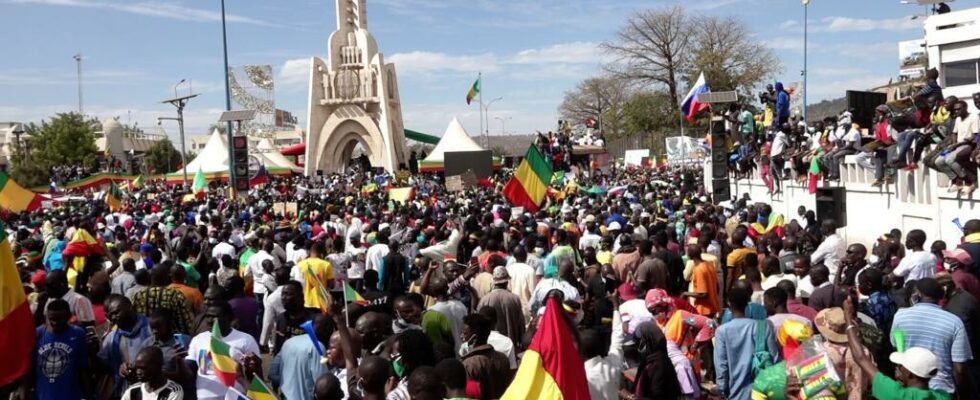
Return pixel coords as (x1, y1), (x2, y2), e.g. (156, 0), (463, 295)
(221, 0), (235, 188)
(803, 0), (809, 122)
(73, 53), (83, 115)
(160, 91), (199, 186)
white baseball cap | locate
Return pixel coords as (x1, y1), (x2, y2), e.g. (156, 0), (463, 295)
(607, 221), (622, 231)
(889, 347), (940, 379)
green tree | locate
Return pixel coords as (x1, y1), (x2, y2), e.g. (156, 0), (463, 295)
(10, 113), (98, 186)
(686, 15), (782, 97)
(622, 91), (678, 156)
(558, 74), (633, 137)
(143, 137), (184, 174)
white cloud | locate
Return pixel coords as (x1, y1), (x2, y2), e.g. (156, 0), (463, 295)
(780, 20), (800, 30)
(387, 41), (601, 78)
(764, 37), (805, 52)
(10, 0), (272, 25)
(278, 58), (311, 88)
(387, 51), (499, 75)
(507, 41), (601, 65)
(815, 16), (920, 32)
(807, 75), (884, 101)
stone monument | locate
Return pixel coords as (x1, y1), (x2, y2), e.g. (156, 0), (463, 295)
(304, 0), (407, 174)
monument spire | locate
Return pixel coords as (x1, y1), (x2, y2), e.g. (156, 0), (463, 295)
(336, 0), (368, 30)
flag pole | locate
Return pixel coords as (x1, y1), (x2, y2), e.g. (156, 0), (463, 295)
(256, 376), (281, 400)
(342, 279), (350, 327)
(478, 72), (484, 148)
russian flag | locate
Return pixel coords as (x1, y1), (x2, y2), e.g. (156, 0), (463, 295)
(680, 72), (710, 122)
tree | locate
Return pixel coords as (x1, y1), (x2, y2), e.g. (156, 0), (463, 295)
(9, 113), (99, 186)
(601, 6), (691, 109)
(686, 15), (782, 97)
(558, 75), (632, 137)
(143, 137), (183, 174)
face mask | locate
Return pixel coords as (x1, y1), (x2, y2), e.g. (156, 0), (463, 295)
(458, 335), (477, 357)
(391, 356), (406, 378)
(535, 247), (545, 256)
(208, 238), (217, 244)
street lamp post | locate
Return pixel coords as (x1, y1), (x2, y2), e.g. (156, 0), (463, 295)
(803, 0), (808, 123)
(160, 90), (199, 186)
(481, 97), (503, 147)
(221, 0), (235, 187)
(494, 116), (512, 135)
(73, 53), (83, 115)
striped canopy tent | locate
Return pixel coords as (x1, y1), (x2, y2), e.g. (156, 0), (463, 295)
(418, 117), (502, 172)
(166, 129), (300, 184)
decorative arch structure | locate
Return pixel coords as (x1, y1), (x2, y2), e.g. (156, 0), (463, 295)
(304, 0), (406, 175)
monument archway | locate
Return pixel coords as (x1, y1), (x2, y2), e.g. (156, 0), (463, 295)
(303, 0), (407, 175)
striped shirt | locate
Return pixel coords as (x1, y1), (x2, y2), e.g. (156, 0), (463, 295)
(891, 303), (973, 393)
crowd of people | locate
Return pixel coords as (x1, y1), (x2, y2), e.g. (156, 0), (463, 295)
(728, 69), (980, 196)
(3, 134), (980, 400)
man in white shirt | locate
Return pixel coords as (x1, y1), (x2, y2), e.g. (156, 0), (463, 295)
(811, 220), (846, 279)
(210, 231), (236, 261)
(246, 241), (279, 301)
(364, 232), (390, 273)
(935, 100), (980, 194)
(578, 222), (602, 252)
(583, 300), (623, 400)
(478, 307), (517, 370)
(285, 236), (307, 265)
(505, 246), (537, 312)
(892, 229), (937, 282)
(771, 128), (789, 187)
(185, 304), (261, 400)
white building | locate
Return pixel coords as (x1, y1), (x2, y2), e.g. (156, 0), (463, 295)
(0, 122), (24, 166)
(925, 6), (980, 110)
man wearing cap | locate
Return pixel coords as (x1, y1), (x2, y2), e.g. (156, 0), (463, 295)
(944, 248), (980, 299)
(814, 307), (872, 399)
(842, 293), (952, 400)
(477, 266), (525, 346)
(890, 278), (972, 396)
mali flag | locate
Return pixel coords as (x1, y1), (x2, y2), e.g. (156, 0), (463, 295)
(246, 376), (276, 400)
(343, 281), (368, 305)
(106, 181), (123, 211)
(128, 175), (144, 191)
(209, 321), (237, 387)
(503, 145), (552, 213)
(501, 296), (589, 400)
(192, 167), (207, 195)
(466, 76), (480, 105)
(0, 170), (46, 213)
(0, 225), (34, 386)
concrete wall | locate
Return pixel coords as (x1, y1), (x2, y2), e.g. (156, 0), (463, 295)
(728, 156), (979, 249)
(926, 6), (980, 113)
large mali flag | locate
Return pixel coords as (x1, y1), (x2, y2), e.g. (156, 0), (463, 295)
(210, 321), (238, 387)
(61, 228), (106, 287)
(501, 296), (589, 400)
(0, 225), (34, 386)
(503, 145), (552, 213)
(0, 170), (47, 213)
(106, 181), (123, 211)
(466, 76), (480, 105)
(246, 376), (276, 400)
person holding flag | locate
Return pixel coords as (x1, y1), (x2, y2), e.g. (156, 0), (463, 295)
(296, 241), (336, 313)
(183, 303), (261, 400)
(269, 314), (332, 400)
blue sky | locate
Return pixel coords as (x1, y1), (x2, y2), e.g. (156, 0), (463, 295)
(0, 0), (963, 144)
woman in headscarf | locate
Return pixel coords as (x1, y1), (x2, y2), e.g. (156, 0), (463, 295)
(645, 288), (717, 376)
(632, 321), (682, 400)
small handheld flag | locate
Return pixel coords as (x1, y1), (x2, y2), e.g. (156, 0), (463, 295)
(343, 281), (368, 306)
(106, 181), (123, 211)
(209, 321), (237, 387)
(246, 376), (277, 400)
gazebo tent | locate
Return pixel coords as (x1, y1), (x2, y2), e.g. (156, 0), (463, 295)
(168, 129), (301, 182)
(418, 117), (501, 172)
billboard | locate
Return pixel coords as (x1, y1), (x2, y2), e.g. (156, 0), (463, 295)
(665, 136), (704, 162)
(899, 39), (927, 80)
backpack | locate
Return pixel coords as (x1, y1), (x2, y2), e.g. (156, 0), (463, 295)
(751, 320), (774, 376)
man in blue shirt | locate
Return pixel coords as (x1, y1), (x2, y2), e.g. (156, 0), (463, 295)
(23, 299), (93, 400)
(270, 314), (332, 400)
(891, 278), (972, 395)
(714, 282), (781, 400)
(98, 295), (154, 397)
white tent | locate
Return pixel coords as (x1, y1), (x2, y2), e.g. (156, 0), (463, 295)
(173, 129), (302, 175)
(420, 117), (484, 166)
